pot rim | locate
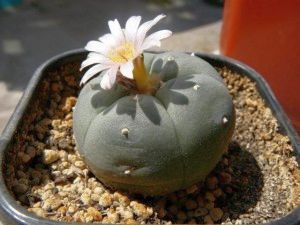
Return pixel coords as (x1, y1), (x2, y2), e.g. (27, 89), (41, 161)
(0, 49), (299, 225)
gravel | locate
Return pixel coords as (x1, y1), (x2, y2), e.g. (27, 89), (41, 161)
(4, 62), (300, 224)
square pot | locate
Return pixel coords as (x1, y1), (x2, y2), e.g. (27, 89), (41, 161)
(0, 49), (299, 225)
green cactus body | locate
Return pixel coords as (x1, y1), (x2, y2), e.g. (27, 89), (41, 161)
(73, 52), (235, 195)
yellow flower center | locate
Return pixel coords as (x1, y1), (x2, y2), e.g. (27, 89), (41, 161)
(108, 42), (135, 63)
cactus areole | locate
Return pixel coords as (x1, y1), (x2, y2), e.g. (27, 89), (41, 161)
(73, 16), (235, 196)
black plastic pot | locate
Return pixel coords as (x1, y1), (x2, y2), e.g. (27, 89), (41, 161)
(0, 49), (299, 225)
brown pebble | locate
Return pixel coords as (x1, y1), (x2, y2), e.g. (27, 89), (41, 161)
(222, 157), (229, 166)
(57, 206), (67, 215)
(203, 215), (214, 224)
(206, 176), (218, 190)
(130, 201), (153, 219)
(188, 218), (197, 224)
(167, 193), (178, 202)
(16, 171), (27, 179)
(157, 207), (167, 218)
(42, 197), (62, 211)
(177, 190), (187, 198)
(51, 83), (61, 92)
(185, 199), (198, 210)
(105, 212), (120, 223)
(209, 208), (223, 222)
(196, 196), (205, 207)
(194, 207), (208, 217)
(13, 183), (28, 194)
(219, 172), (232, 184)
(93, 186), (104, 194)
(91, 193), (100, 202)
(121, 210), (134, 220)
(225, 186), (233, 194)
(205, 192), (216, 202)
(74, 160), (85, 169)
(177, 211), (187, 220)
(21, 153), (31, 163)
(99, 192), (112, 207)
(125, 218), (138, 224)
(186, 185), (198, 194)
(26, 146), (36, 158)
(155, 198), (166, 208)
(28, 208), (46, 217)
(204, 201), (214, 210)
(43, 149), (60, 164)
(86, 207), (102, 221)
(114, 192), (130, 206)
(213, 188), (223, 198)
(80, 192), (91, 205)
(168, 205), (179, 215)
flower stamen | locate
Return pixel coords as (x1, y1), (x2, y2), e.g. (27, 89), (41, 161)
(108, 42), (135, 63)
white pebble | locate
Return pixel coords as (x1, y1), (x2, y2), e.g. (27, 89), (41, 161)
(222, 116), (228, 124)
(193, 84), (200, 90)
(121, 128), (129, 136)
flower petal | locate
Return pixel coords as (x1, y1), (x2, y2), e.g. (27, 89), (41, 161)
(99, 33), (118, 47)
(120, 61), (134, 79)
(124, 16), (141, 43)
(136, 14), (166, 49)
(85, 41), (109, 55)
(80, 55), (111, 71)
(141, 30), (172, 50)
(80, 64), (111, 85)
(100, 66), (118, 90)
(108, 19), (125, 43)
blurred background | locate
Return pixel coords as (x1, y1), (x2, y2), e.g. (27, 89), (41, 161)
(0, 0), (223, 133)
(1, 0), (299, 135)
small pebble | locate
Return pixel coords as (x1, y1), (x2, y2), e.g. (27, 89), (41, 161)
(74, 160), (85, 169)
(194, 207), (209, 217)
(205, 192), (216, 202)
(204, 201), (214, 210)
(209, 208), (223, 222)
(99, 193), (113, 207)
(42, 197), (62, 211)
(13, 183), (28, 194)
(203, 215), (214, 224)
(26, 146), (36, 158)
(188, 218), (197, 224)
(21, 153), (31, 163)
(43, 149), (60, 164)
(185, 199), (198, 210)
(28, 208), (46, 217)
(86, 207), (102, 221)
(80, 192), (91, 205)
(196, 196), (205, 207)
(130, 201), (153, 219)
(168, 205), (178, 215)
(121, 210), (134, 220)
(219, 172), (232, 184)
(176, 211), (187, 221)
(206, 176), (218, 190)
(186, 185), (198, 194)
(213, 188), (223, 198)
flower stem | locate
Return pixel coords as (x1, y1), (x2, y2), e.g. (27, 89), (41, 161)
(133, 55), (150, 93)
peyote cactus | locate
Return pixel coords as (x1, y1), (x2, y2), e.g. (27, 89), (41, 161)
(73, 51), (235, 195)
(74, 15), (235, 195)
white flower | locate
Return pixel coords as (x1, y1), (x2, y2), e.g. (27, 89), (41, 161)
(80, 14), (172, 89)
